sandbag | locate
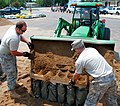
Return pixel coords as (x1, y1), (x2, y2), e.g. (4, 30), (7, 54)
(57, 84), (66, 103)
(66, 85), (75, 106)
(48, 82), (57, 102)
(75, 87), (88, 106)
(41, 81), (49, 99)
(31, 79), (41, 98)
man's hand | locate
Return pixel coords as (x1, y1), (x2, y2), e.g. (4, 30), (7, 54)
(23, 52), (31, 57)
(27, 42), (34, 50)
(69, 79), (75, 86)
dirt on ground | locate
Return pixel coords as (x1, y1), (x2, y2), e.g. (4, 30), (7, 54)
(0, 19), (120, 106)
(0, 19), (63, 106)
(0, 18), (14, 26)
(0, 50), (120, 106)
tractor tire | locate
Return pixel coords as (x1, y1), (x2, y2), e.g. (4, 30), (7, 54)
(103, 27), (110, 40)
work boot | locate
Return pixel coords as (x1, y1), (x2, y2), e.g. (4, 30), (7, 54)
(10, 90), (21, 99)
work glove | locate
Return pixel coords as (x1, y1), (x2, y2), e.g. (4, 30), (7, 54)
(23, 52), (31, 57)
(27, 42), (34, 50)
(69, 79), (75, 86)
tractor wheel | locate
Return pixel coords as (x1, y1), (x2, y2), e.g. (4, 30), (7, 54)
(103, 27), (110, 40)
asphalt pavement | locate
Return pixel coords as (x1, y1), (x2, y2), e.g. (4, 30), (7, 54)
(100, 14), (120, 20)
(28, 7), (120, 19)
(0, 8), (120, 59)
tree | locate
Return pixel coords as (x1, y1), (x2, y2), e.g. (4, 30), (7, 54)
(53, 0), (68, 6)
(42, 0), (53, 6)
(0, 0), (7, 8)
(0, 0), (69, 8)
(36, 0), (43, 6)
(12, 1), (20, 7)
(11, 0), (25, 7)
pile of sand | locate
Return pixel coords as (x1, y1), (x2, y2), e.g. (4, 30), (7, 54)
(0, 49), (120, 106)
(32, 52), (75, 73)
(0, 18), (14, 26)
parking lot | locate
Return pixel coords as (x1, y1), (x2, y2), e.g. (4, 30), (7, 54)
(0, 7), (120, 57)
(0, 7), (120, 106)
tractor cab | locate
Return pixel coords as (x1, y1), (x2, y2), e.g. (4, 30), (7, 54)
(72, 7), (99, 28)
(54, 2), (110, 40)
(71, 2), (103, 38)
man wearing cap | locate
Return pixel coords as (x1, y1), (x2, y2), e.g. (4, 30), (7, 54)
(70, 39), (118, 106)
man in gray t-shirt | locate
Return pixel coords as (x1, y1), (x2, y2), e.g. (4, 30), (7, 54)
(70, 39), (118, 106)
(0, 21), (33, 99)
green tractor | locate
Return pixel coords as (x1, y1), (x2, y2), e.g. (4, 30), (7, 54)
(30, 2), (115, 104)
(30, 2), (115, 57)
(54, 2), (110, 40)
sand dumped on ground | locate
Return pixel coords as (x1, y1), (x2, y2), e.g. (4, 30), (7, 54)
(31, 49), (120, 105)
(1, 16), (119, 106)
(32, 52), (75, 73)
(32, 50), (120, 106)
(30, 50), (120, 87)
(0, 18), (14, 26)
(0, 49), (120, 106)
(31, 52), (78, 85)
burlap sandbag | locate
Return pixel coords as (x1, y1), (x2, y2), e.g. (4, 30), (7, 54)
(66, 85), (75, 106)
(57, 84), (66, 103)
(31, 79), (41, 98)
(47, 82), (57, 102)
(75, 87), (88, 106)
(41, 81), (49, 99)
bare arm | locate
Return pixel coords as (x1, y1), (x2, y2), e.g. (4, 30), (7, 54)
(20, 36), (29, 43)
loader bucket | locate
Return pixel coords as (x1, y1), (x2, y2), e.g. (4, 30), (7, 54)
(30, 36), (115, 56)
(30, 36), (115, 84)
(30, 36), (115, 104)
(30, 36), (115, 86)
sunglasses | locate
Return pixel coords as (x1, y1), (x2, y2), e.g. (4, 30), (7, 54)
(21, 29), (26, 32)
(19, 28), (26, 32)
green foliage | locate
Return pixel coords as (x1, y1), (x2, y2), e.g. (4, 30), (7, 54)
(55, 0), (68, 5)
(11, 0), (26, 7)
(4, 0), (9, 5)
(36, 0), (43, 6)
(35, 0), (69, 7)
(0, 0), (7, 8)
(0, 0), (69, 7)
(12, 1), (20, 7)
(42, 0), (53, 6)
(0, 0), (25, 8)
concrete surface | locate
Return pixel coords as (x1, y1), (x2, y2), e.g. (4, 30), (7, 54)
(0, 8), (120, 56)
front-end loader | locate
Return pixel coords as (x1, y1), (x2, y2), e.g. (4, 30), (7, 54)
(30, 2), (115, 105)
(55, 2), (110, 40)
(30, 2), (115, 57)
(53, 2), (115, 55)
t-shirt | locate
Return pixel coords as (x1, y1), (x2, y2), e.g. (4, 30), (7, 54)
(75, 48), (113, 78)
(0, 25), (21, 54)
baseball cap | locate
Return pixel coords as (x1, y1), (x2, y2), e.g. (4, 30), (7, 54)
(71, 39), (84, 51)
